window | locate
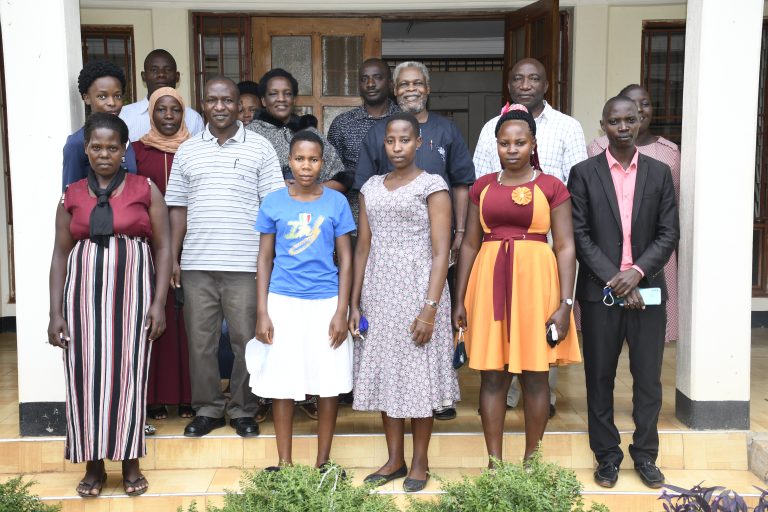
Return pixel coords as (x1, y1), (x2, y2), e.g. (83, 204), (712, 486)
(81, 26), (136, 104)
(193, 13), (251, 111)
(640, 21), (686, 145)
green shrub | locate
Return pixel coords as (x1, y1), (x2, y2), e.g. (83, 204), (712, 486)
(182, 464), (398, 512)
(0, 477), (60, 512)
(406, 452), (609, 512)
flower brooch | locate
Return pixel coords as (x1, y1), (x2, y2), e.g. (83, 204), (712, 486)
(511, 186), (532, 206)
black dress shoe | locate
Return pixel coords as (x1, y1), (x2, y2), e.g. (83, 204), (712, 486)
(230, 417), (260, 438)
(318, 462), (347, 479)
(183, 415), (225, 437)
(549, 404), (556, 418)
(363, 464), (408, 486)
(635, 461), (665, 489)
(434, 407), (457, 420)
(403, 473), (430, 493)
(594, 462), (619, 488)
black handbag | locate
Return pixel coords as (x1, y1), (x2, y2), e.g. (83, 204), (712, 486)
(453, 327), (467, 369)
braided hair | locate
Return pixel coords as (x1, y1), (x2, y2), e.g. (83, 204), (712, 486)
(77, 60), (126, 96)
(494, 106), (541, 171)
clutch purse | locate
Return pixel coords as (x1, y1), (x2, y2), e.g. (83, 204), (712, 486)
(453, 327), (467, 369)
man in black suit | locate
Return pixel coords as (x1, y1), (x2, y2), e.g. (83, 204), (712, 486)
(567, 96), (679, 489)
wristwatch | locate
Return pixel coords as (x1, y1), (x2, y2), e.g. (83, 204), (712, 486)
(425, 299), (439, 309)
(560, 298), (573, 307)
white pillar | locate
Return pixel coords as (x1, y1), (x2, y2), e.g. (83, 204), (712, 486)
(676, 0), (763, 429)
(0, 0), (82, 435)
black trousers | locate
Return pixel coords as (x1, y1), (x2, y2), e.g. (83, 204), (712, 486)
(580, 301), (666, 467)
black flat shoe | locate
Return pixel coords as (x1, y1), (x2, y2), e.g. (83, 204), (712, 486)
(318, 462), (347, 479)
(594, 462), (619, 488)
(363, 464), (408, 486)
(433, 407), (456, 420)
(264, 466), (282, 472)
(230, 417), (260, 438)
(403, 473), (430, 493)
(635, 461), (664, 489)
(184, 415), (226, 437)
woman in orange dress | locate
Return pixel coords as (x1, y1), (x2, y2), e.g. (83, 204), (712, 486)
(453, 105), (581, 464)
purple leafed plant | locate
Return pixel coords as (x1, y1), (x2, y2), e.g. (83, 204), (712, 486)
(658, 483), (768, 512)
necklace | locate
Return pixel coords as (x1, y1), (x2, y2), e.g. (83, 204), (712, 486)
(497, 167), (536, 186)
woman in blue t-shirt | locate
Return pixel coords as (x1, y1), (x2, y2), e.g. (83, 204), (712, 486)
(250, 130), (356, 472)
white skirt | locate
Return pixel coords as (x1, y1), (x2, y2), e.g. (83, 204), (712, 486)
(246, 293), (353, 400)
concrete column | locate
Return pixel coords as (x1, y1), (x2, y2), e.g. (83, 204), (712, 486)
(570, 4), (609, 141)
(676, 0), (763, 429)
(0, 0), (82, 435)
(151, 8), (195, 110)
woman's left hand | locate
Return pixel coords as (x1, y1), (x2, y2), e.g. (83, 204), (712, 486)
(145, 303), (166, 342)
(328, 311), (348, 349)
(410, 306), (436, 346)
(545, 305), (571, 346)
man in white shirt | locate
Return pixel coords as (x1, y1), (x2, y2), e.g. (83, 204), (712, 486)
(473, 58), (588, 416)
(166, 77), (284, 438)
(120, 49), (205, 141)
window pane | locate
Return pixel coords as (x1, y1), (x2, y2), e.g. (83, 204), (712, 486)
(272, 36), (312, 95)
(322, 36), (362, 96)
(511, 27), (525, 65)
(293, 105), (314, 117)
(85, 37), (106, 61)
(323, 105), (355, 134)
(530, 17), (545, 59)
(221, 34), (242, 81)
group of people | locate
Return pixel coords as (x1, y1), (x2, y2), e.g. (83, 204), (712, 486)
(46, 47), (680, 498)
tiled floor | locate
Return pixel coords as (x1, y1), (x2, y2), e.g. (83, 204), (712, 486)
(2, 330), (767, 437)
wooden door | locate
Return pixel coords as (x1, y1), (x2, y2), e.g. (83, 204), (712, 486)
(251, 17), (381, 134)
(503, 0), (560, 108)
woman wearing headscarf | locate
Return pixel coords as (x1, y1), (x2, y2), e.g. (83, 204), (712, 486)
(132, 87), (193, 421)
(48, 113), (171, 497)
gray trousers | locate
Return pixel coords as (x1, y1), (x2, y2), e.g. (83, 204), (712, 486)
(182, 270), (258, 419)
(507, 367), (558, 407)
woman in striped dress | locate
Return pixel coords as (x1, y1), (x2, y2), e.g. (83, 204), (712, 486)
(47, 113), (171, 498)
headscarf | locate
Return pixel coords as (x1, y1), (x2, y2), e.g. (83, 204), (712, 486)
(495, 103), (541, 171)
(87, 166), (126, 247)
(140, 87), (191, 153)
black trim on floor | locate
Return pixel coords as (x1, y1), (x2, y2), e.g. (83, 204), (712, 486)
(0, 316), (15, 332)
(19, 402), (66, 436)
(675, 389), (750, 430)
(752, 311), (768, 328)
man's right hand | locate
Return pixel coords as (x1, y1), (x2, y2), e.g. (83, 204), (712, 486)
(170, 261), (181, 288)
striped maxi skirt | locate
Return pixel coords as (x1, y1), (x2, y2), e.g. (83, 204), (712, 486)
(62, 235), (154, 463)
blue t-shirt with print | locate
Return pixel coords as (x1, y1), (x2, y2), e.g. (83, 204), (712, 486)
(255, 187), (355, 299)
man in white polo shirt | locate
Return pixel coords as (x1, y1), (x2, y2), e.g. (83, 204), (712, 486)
(166, 77), (284, 438)
(473, 58), (588, 417)
(120, 49), (205, 141)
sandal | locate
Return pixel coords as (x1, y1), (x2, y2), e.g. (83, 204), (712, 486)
(144, 424), (156, 436)
(76, 472), (107, 498)
(178, 404), (196, 418)
(147, 405), (168, 420)
(123, 475), (149, 496)
(298, 401), (318, 420)
(254, 401), (272, 423)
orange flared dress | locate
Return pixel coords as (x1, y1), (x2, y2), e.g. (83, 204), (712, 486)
(464, 172), (582, 373)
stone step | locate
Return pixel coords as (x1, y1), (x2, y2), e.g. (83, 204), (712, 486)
(3, 467), (763, 512)
(0, 430), (750, 475)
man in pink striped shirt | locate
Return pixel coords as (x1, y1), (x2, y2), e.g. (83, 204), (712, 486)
(568, 96), (679, 490)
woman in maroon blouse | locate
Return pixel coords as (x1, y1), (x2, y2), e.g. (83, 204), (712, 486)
(132, 87), (194, 420)
(48, 113), (171, 497)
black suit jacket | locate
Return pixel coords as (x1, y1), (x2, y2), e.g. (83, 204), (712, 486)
(567, 151), (679, 302)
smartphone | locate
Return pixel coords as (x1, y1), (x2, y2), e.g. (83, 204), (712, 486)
(616, 287), (661, 307)
(546, 324), (558, 348)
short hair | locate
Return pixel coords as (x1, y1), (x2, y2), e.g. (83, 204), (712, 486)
(602, 95), (638, 119)
(204, 75), (240, 100)
(77, 60), (126, 96)
(237, 80), (260, 98)
(83, 112), (129, 145)
(361, 58), (392, 80)
(393, 61), (430, 87)
(289, 130), (324, 154)
(257, 68), (299, 98)
(618, 83), (644, 97)
(385, 112), (421, 137)
(143, 49), (176, 70)
(495, 109), (536, 137)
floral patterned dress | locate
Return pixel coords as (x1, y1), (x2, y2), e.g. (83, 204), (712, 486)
(352, 172), (460, 418)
